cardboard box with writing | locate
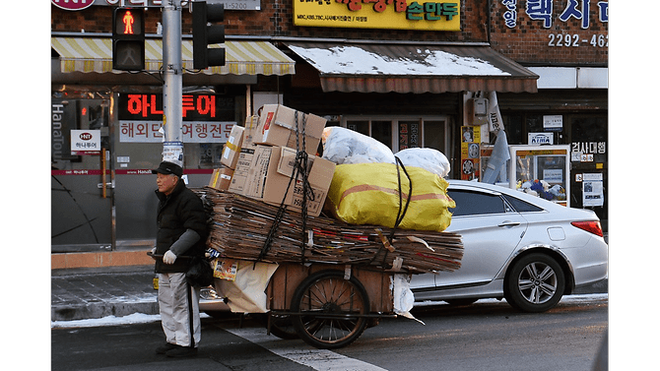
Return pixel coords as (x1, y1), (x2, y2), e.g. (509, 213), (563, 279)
(220, 125), (244, 169)
(254, 104), (326, 155)
(227, 118), (259, 195)
(243, 145), (336, 217)
(208, 167), (234, 191)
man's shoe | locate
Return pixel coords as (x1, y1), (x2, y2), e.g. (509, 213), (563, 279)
(166, 346), (198, 358)
(155, 343), (178, 354)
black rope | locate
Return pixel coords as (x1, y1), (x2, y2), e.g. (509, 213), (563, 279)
(391, 156), (413, 237)
(294, 111), (313, 265)
(257, 111), (314, 266)
(369, 156), (413, 267)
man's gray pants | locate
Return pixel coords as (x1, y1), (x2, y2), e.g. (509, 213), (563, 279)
(158, 272), (201, 348)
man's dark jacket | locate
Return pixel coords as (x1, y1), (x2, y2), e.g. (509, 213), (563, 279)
(154, 179), (208, 273)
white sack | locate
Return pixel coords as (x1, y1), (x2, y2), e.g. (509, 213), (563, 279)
(391, 274), (424, 325)
(321, 126), (395, 164)
(213, 260), (279, 313)
(395, 147), (451, 177)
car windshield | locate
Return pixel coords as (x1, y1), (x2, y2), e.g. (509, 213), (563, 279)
(448, 189), (510, 216)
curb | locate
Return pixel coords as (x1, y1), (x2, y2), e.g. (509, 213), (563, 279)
(51, 301), (159, 322)
(51, 249), (154, 270)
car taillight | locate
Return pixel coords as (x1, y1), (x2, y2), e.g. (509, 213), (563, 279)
(571, 221), (603, 237)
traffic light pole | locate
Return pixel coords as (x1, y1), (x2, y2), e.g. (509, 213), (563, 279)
(161, 0), (184, 167)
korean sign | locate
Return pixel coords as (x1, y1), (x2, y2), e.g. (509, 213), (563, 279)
(503, 0), (608, 29)
(80, 0), (261, 11)
(399, 122), (420, 150)
(500, 1), (608, 52)
(294, 0), (461, 31)
(71, 130), (102, 154)
(118, 93), (236, 143)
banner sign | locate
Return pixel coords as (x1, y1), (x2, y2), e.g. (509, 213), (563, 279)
(294, 0), (461, 31)
(118, 93), (236, 143)
(71, 129), (102, 154)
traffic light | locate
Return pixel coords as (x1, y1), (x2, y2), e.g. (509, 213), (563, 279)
(112, 8), (145, 71)
(192, 1), (225, 70)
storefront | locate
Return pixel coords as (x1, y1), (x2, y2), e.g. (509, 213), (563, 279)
(498, 87), (608, 227)
(51, 34), (296, 251)
(51, 0), (608, 251)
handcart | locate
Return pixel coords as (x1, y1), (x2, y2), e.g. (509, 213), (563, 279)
(261, 262), (396, 349)
(198, 187), (464, 349)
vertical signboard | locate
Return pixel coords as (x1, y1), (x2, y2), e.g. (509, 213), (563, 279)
(460, 125), (480, 180)
(52, 100), (79, 162)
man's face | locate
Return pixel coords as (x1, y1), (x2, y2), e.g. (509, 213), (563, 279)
(156, 173), (178, 195)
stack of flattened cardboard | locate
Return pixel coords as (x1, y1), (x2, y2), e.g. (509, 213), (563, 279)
(203, 104), (463, 273)
(198, 187), (464, 274)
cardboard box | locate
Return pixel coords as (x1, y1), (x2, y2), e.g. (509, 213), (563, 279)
(244, 145), (336, 217)
(227, 118), (259, 195)
(208, 167), (234, 191)
(220, 125), (244, 169)
(227, 147), (255, 195)
(254, 104), (326, 155)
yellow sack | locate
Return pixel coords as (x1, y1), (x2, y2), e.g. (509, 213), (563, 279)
(325, 163), (455, 232)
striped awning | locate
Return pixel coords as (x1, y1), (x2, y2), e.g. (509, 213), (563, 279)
(51, 37), (296, 76)
(286, 42), (538, 93)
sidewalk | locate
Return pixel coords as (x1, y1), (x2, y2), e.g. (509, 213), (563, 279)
(51, 263), (158, 322)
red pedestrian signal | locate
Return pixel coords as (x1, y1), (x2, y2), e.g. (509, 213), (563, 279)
(112, 8), (145, 71)
(122, 10), (135, 35)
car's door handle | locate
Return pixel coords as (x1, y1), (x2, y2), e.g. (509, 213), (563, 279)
(498, 221), (521, 227)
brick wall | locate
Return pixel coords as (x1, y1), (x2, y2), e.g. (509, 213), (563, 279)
(51, 2), (488, 41)
(489, 0), (608, 65)
(51, 0), (607, 65)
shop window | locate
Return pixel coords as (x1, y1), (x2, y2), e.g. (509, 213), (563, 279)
(570, 116), (607, 163)
(526, 114), (544, 134)
(424, 120), (447, 152)
(344, 116), (449, 154)
(346, 121), (369, 136)
(372, 120), (393, 149)
(503, 115), (524, 144)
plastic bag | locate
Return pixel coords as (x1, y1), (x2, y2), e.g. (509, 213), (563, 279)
(325, 163), (455, 232)
(186, 257), (214, 287)
(321, 127), (395, 165)
(395, 147), (451, 178)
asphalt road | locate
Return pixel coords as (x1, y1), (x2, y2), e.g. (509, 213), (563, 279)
(51, 295), (607, 371)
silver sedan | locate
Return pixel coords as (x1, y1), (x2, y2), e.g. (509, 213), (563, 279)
(411, 180), (608, 312)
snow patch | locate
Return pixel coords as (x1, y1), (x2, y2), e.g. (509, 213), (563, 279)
(288, 45), (511, 76)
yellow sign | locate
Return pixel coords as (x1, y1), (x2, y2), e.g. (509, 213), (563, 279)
(294, 0), (461, 31)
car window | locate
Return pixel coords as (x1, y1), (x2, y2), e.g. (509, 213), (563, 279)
(502, 194), (544, 213)
(448, 190), (508, 216)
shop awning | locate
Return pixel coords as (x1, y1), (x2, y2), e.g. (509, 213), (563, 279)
(51, 37), (296, 76)
(286, 42), (538, 93)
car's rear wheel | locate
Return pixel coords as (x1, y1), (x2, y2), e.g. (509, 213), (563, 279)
(505, 253), (565, 313)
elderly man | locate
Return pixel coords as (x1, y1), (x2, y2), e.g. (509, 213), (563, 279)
(151, 161), (208, 358)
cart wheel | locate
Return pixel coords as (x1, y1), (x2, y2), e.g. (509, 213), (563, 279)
(291, 270), (370, 349)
